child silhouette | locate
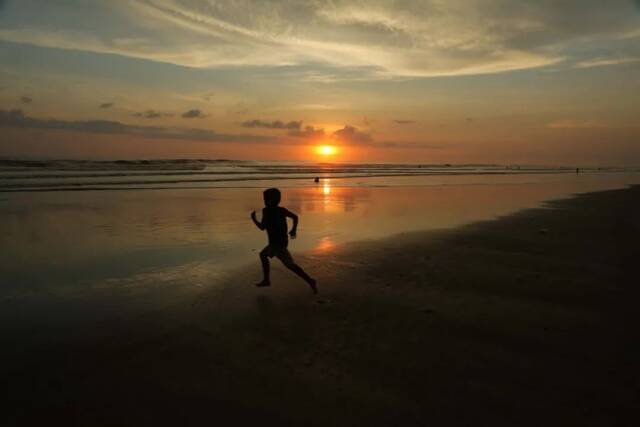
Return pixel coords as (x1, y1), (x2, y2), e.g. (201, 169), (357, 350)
(251, 188), (318, 294)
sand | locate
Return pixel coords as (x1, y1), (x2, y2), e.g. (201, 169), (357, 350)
(4, 186), (639, 426)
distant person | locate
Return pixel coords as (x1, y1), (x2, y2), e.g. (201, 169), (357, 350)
(314, 176), (320, 183)
(251, 188), (318, 294)
(576, 168), (580, 174)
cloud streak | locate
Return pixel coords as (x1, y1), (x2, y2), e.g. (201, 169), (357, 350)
(574, 57), (640, 69)
(241, 119), (302, 130)
(133, 109), (173, 119)
(548, 119), (609, 129)
(1, 1), (639, 78)
(0, 109), (274, 143)
(181, 109), (206, 119)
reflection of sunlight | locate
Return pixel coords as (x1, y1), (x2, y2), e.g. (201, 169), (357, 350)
(314, 236), (335, 253)
(313, 178), (340, 212)
(321, 179), (331, 207)
(322, 181), (331, 196)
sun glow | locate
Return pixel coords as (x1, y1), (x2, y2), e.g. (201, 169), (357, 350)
(316, 145), (337, 156)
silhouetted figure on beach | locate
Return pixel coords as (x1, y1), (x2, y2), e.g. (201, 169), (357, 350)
(251, 188), (318, 294)
(314, 176), (320, 183)
(576, 168), (580, 174)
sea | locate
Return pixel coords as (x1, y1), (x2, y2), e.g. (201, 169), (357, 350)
(0, 159), (634, 192)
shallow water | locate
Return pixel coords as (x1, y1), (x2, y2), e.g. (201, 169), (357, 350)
(1, 171), (639, 299)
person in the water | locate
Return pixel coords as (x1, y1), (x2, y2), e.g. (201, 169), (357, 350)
(251, 188), (318, 294)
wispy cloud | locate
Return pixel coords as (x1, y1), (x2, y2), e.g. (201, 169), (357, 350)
(133, 109), (173, 119)
(99, 102), (114, 109)
(20, 96), (32, 104)
(548, 119), (609, 129)
(181, 109), (206, 119)
(378, 140), (451, 150)
(0, 109), (274, 143)
(574, 57), (640, 69)
(393, 120), (415, 125)
(241, 119), (302, 130)
(2, 1), (639, 78)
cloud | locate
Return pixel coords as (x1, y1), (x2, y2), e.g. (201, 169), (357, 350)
(548, 119), (609, 129)
(574, 57), (640, 69)
(2, 1), (639, 78)
(133, 109), (173, 119)
(332, 125), (372, 145)
(241, 119), (302, 130)
(181, 109), (206, 119)
(20, 96), (32, 104)
(378, 140), (451, 150)
(0, 106), (446, 149)
(393, 120), (415, 124)
(0, 108), (274, 143)
(99, 102), (114, 109)
(288, 125), (325, 139)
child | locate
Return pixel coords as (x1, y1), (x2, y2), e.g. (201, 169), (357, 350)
(251, 188), (318, 294)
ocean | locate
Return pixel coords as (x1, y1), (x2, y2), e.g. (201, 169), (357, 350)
(1, 159), (633, 192)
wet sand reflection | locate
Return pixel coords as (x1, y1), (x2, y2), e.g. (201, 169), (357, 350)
(1, 173), (639, 294)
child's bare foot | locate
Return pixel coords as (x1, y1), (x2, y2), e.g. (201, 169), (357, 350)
(255, 281), (271, 288)
(308, 279), (318, 294)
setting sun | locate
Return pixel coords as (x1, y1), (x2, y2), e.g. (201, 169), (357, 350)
(316, 145), (337, 156)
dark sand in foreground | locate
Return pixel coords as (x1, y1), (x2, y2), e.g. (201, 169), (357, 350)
(4, 186), (640, 426)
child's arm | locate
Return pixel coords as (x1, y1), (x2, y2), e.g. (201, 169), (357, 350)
(285, 209), (299, 239)
(251, 210), (265, 230)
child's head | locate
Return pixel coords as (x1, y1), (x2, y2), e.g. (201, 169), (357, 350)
(263, 188), (281, 207)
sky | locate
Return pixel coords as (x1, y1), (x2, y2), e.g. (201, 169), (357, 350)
(0, 0), (639, 165)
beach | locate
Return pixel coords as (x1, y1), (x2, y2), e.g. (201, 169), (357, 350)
(3, 184), (639, 426)
(4, 2), (640, 425)
(4, 2), (640, 423)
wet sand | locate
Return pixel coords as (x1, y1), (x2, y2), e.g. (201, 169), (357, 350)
(4, 186), (640, 426)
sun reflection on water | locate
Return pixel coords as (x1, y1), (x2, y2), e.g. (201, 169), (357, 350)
(313, 236), (335, 253)
(322, 180), (331, 196)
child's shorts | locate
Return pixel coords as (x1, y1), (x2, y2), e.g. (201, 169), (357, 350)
(260, 245), (294, 264)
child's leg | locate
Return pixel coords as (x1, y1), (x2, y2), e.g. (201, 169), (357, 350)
(279, 251), (317, 294)
(256, 247), (271, 286)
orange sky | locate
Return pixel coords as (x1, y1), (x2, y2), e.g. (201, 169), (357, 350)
(1, 1), (639, 165)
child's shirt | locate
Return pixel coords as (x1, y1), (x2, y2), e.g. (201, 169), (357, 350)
(262, 206), (291, 248)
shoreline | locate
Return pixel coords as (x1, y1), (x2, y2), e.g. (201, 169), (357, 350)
(4, 185), (640, 426)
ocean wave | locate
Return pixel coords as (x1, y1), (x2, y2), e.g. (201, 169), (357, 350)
(0, 159), (633, 192)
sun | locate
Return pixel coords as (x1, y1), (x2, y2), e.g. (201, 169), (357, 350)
(316, 145), (337, 156)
